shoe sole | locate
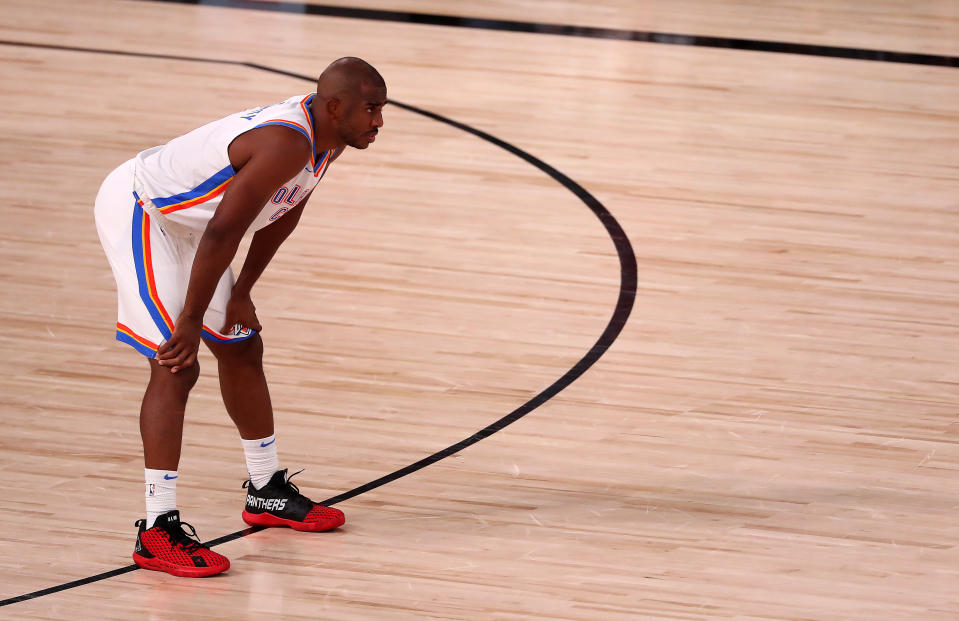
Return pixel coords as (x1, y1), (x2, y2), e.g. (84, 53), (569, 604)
(242, 509), (344, 532)
(133, 553), (229, 577)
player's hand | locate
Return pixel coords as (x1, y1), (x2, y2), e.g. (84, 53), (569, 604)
(156, 315), (203, 373)
(223, 291), (262, 335)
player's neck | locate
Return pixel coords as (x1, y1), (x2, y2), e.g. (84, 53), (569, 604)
(307, 99), (345, 155)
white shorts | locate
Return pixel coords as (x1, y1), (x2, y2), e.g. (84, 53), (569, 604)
(94, 159), (255, 358)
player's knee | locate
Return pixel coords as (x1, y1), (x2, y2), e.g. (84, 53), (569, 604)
(168, 363), (200, 400)
(213, 334), (263, 366)
(237, 334), (264, 365)
(178, 361), (201, 390)
(149, 358), (200, 394)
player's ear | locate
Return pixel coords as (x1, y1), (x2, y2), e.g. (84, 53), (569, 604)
(326, 97), (343, 120)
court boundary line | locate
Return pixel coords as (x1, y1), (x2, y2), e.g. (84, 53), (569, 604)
(0, 39), (637, 606)
(140, 0), (959, 67)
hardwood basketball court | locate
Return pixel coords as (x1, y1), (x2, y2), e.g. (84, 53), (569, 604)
(0, 1), (957, 619)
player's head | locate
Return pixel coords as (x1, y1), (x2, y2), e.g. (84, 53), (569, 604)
(316, 57), (387, 149)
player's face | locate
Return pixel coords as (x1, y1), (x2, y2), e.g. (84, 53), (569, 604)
(338, 83), (387, 149)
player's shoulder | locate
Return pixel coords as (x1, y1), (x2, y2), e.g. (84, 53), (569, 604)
(228, 94), (314, 171)
(230, 122), (312, 174)
(237, 94), (311, 125)
(243, 123), (312, 155)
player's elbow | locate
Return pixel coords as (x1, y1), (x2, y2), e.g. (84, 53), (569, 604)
(202, 218), (245, 249)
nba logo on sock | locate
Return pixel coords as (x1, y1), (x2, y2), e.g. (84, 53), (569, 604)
(148, 484), (156, 497)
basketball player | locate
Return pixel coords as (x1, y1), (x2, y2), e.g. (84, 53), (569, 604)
(94, 57), (386, 577)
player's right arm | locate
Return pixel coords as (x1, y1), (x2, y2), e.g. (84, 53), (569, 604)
(156, 127), (312, 373)
(221, 188), (313, 334)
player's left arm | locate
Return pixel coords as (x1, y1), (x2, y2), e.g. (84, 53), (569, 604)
(222, 190), (312, 333)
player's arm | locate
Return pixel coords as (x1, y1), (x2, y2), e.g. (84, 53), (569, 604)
(222, 190), (312, 333)
(156, 127), (311, 373)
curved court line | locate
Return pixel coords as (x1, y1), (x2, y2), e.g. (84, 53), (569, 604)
(0, 43), (636, 606)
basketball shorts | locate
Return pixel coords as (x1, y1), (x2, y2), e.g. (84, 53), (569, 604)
(94, 159), (255, 358)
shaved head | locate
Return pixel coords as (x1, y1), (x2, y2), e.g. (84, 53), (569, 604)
(312, 57), (387, 150)
(316, 57), (385, 103)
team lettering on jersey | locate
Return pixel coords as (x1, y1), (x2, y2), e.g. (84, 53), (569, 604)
(239, 105), (270, 121)
(271, 184), (301, 205)
(269, 184), (309, 221)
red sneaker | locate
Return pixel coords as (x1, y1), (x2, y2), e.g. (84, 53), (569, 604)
(242, 469), (345, 532)
(133, 510), (230, 577)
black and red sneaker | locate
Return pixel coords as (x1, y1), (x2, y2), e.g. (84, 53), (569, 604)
(133, 510), (230, 577)
(242, 469), (345, 532)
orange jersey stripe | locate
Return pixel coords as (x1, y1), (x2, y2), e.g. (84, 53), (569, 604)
(117, 322), (159, 350)
(140, 215), (175, 331)
(158, 177), (232, 214)
(298, 95), (318, 169)
(310, 148), (332, 178)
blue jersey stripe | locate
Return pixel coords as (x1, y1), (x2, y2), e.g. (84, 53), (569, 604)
(151, 165), (235, 209)
(201, 328), (256, 343)
(116, 330), (157, 358)
(131, 198), (173, 340)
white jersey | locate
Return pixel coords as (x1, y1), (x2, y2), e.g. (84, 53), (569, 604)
(132, 94), (340, 236)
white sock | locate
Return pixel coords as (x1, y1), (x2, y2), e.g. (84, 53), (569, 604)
(242, 434), (280, 490)
(144, 468), (178, 528)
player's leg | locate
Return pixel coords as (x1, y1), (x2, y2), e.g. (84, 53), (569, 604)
(136, 356), (197, 530)
(95, 167), (228, 576)
(201, 318), (344, 532)
(141, 356), (199, 469)
(205, 334), (274, 440)
(132, 356), (229, 577)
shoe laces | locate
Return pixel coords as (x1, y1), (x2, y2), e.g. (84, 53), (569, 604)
(166, 521), (206, 554)
(242, 468), (306, 497)
(283, 469), (305, 495)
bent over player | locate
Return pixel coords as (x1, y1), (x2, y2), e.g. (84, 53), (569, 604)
(94, 58), (386, 577)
